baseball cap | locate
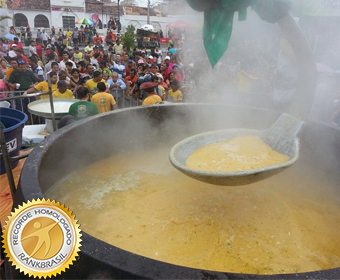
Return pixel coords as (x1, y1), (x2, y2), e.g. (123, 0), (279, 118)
(148, 55), (153, 59)
(156, 74), (164, 80)
(67, 46), (73, 50)
(47, 44), (52, 48)
(150, 63), (158, 68)
(140, 82), (157, 90)
(12, 44), (17, 47)
(138, 59), (144, 64)
(57, 80), (67, 87)
(165, 56), (171, 60)
(128, 59), (133, 63)
(13, 37), (18, 40)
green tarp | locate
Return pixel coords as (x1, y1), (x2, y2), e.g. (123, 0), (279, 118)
(186, 0), (292, 67)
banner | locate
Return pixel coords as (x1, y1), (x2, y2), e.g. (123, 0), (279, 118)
(303, 0), (340, 16)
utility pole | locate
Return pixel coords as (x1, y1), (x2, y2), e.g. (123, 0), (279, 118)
(117, 0), (120, 33)
(102, 0), (104, 28)
(147, 0), (150, 24)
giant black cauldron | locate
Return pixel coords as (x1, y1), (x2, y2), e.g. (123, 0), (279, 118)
(7, 104), (340, 279)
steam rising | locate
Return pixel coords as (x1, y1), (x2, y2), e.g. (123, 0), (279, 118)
(40, 1), (340, 194)
(178, 0), (339, 126)
(37, 1), (340, 276)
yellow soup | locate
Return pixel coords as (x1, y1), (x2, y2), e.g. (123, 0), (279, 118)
(48, 148), (340, 275)
(186, 136), (290, 172)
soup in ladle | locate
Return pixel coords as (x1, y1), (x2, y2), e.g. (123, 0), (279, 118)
(186, 135), (290, 172)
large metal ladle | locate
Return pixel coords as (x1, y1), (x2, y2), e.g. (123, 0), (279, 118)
(169, 113), (303, 185)
(169, 13), (316, 186)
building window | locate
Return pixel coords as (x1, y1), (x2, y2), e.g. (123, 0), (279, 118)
(62, 16), (75, 29)
(34, 15), (49, 28)
(13, 13), (28, 27)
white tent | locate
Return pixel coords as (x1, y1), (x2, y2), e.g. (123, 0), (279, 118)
(140, 24), (155, 32)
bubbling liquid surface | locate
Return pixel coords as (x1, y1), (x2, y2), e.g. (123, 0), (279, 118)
(47, 147), (340, 275)
(186, 136), (290, 172)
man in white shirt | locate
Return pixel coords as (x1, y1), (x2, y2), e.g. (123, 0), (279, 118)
(107, 71), (126, 107)
(28, 40), (37, 57)
(36, 28), (42, 39)
(109, 54), (125, 79)
(155, 46), (162, 65)
(8, 44), (17, 58)
(41, 29), (49, 46)
(59, 51), (76, 71)
(90, 52), (100, 69)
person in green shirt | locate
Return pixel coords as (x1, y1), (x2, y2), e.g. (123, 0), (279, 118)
(8, 60), (39, 91)
(58, 87), (99, 129)
(168, 37), (173, 49)
(8, 59), (40, 113)
(68, 87), (98, 120)
(89, 28), (95, 42)
(98, 60), (112, 77)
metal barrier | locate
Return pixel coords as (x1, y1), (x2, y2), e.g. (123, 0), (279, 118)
(110, 88), (141, 108)
(0, 84), (192, 198)
(0, 87), (141, 198)
(0, 90), (57, 198)
(1, 90), (58, 127)
(109, 84), (198, 107)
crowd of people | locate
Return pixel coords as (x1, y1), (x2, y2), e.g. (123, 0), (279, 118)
(1, 21), (340, 128)
(8, 25), (109, 48)
(0, 26), (191, 125)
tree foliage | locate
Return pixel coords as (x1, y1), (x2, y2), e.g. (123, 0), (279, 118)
(122, 24), (136, 52)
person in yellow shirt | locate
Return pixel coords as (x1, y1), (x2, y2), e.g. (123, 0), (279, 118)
(85, 71), (108, 100)
(72, 47), (83, 63)
(53, 80), (74, 98)
(167, 79), (183, 102)
(84, 41), (93, 56)
(141, 82), (162, 106)
(91, 82), (117, 113)
(23, 72), (58, 99)
(65, 28), (73, 47)
(157, 75), (166, 100)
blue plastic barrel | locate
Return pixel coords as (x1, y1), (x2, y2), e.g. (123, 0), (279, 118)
(0, 108), (28, 175)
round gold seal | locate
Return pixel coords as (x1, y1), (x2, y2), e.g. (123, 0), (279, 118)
(2, 198), (82, 278)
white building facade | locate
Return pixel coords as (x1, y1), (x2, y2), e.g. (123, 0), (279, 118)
(0, 0), (201, 37)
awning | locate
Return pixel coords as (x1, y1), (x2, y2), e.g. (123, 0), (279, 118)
(166, 20), (193, 29)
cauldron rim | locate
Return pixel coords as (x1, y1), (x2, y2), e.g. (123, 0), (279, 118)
(15, 104), (340, 279)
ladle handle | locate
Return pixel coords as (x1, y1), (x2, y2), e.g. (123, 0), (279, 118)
(264, 113), (303, 152)
(277, 14), (317, 120)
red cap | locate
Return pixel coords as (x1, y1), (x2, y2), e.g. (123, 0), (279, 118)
(140, 82), (157, 90)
